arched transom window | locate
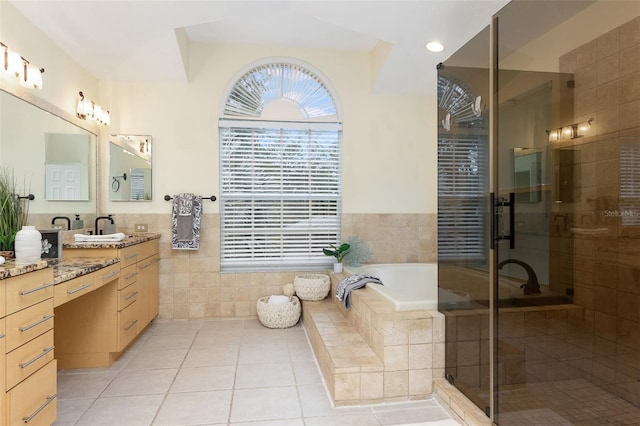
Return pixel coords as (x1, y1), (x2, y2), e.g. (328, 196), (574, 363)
(219, 61), (343, 271)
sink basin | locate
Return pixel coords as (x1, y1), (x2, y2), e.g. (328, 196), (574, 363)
(74, 232), (126, 243)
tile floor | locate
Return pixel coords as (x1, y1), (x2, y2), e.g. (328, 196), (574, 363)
(54, 318), (461, 426)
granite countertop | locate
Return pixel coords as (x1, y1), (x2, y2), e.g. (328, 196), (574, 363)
(0, 259), (50, 280)
(52, 257), (120, 284)
(0, 257), (120, 283)
(63, 232), (161, 249)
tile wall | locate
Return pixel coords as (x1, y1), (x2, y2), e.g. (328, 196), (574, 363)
(32, 212), (437, 321)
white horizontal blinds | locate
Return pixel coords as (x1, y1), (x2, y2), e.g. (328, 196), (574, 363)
(438, 136), (486, 260)
(220, 125), (341, 270)
(619, 140), (640, 226)
(223, 63), (337, 119)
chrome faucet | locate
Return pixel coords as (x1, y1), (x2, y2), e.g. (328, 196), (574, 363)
(498, 258), (541, 295)
(51, 216), (71, 230)
(95, 215), (114, 235)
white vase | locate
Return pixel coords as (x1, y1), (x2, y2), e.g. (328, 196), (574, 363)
(14, 226), (42, 264)
(333, 262), (343, 273)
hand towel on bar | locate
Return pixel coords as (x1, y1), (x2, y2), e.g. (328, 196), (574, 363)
(336, 273), (383, 309)
(171, 193), (203, 250)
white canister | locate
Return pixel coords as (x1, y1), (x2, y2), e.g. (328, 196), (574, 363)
(14, 226), (42, 264)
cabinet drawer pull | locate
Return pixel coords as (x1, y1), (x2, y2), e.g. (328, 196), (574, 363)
(0, 333), (5, 339)
(125, 272), (138, 280)
(19, 282), (53, 296)
(22, 393), (57, 423)
(19, 346), (55, 369)
(124, 319), (138, 331)
(124, 253), (138, 260)
(139, 262), (152, 270)
(19, 314), (55, 332)
(67, 283), (92, 295)
(124, 291), (138, 301)
(102, 270), (120, 282)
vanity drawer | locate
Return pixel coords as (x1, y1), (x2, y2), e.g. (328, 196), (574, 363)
(5, 268), (54, 315)
(119, 263), (138, 290)
(137, 239), (159, 261)
(6, 298), (54, 353)
(6, 329), (54, 390)
(54, 273), (95, 307)
(118, 301), (140, 351)
(95, 263), (121, 287)
(118, 245), (140, 268)
(6, 359), (56, 426)
(118, 281), (139, 311)
(0, 317), (6, 395)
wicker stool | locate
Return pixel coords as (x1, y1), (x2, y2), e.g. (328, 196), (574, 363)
(256, 296), (301, 328)
(293, 274), (330, 301)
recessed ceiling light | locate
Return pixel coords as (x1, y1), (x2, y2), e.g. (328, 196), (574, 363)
(426, 41), (445, 53)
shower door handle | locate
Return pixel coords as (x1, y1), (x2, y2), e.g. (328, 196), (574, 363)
(491, 192), (515, 250)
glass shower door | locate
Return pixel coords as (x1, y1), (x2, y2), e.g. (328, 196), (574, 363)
(493, 1), (640, 424)
(437, 27), (492, 417)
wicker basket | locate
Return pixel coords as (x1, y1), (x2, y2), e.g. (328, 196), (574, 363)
(256, 296), (301, 328)
(293, 273), (330, 301)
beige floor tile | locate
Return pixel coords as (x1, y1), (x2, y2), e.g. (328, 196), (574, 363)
(230, 386), (302, 423)
(304, 412), (382, 426)
(142, 332), (197, 351)
(52, 398), (93, 426)
(183, 344), (239, 367)
(292, 361), (324, 385)
(124, 348), (188, 370)
(56, 371), (118, 399)
(192, 329), (243, 347)
(149, 320), (204, 335)
(101, 368), (178, 397)
(235, 362), (296, 388)
(170, 365), (236, 392)
(76, 394), (164, 426)
(230, 419), (304, 426)
(238, 342), (291, 364)
(153, 390), (232, 425)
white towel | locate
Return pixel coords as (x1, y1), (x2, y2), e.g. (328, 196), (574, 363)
(74, 232), (126, 242)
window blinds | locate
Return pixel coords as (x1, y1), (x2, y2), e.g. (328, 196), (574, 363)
(438, 136), (487, 260)
(219, 124), (342, 271)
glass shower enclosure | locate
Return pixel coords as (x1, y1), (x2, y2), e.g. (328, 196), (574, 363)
(438, 1), (640, 424)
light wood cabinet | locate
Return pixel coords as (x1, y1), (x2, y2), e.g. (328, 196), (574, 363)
(57, 238), (160, 368)
(1, 267), (55, 426)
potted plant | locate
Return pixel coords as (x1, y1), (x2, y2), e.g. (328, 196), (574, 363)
(0, 167), (29, 255)
(323, 242), (350, 272)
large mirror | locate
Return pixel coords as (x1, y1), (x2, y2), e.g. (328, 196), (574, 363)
(109, 134), (152, 201)
(0, 89), (97, 221)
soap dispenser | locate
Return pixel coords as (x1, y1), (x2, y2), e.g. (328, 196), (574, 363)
(71, 214), (84, 230)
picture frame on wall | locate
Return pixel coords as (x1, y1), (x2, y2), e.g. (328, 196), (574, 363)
(39, 228), (63, 262)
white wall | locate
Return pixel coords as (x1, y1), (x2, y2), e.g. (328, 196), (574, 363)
(100, 42), (438, 215)
(2, 0), (438, 218)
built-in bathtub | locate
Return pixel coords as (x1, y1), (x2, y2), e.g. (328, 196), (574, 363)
(346, 263), (439, 311)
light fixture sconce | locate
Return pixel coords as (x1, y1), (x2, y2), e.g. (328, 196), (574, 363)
(547, 118), (593, 142)
(76, 91), (110, 126)
(1, 42), (44, 89)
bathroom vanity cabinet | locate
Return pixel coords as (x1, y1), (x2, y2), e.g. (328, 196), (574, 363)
(57, 237), (160, 368)
(1, 266), (57, 426)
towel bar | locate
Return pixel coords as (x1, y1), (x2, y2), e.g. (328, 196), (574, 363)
(164, 195), (216, 202)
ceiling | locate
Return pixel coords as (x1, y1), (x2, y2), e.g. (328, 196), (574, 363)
(9, 0), (511, 96)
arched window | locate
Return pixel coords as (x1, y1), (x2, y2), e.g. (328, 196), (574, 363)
(219, 60), (343, 271)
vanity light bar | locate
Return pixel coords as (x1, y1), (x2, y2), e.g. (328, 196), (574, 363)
(547, 118), (593, 142)
(77, 91), (110, 126)
(1, 42), (45, 90)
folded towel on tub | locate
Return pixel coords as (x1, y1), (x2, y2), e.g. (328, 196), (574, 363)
(171, 193), (203, 250)
(336, 273), (383, 309)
